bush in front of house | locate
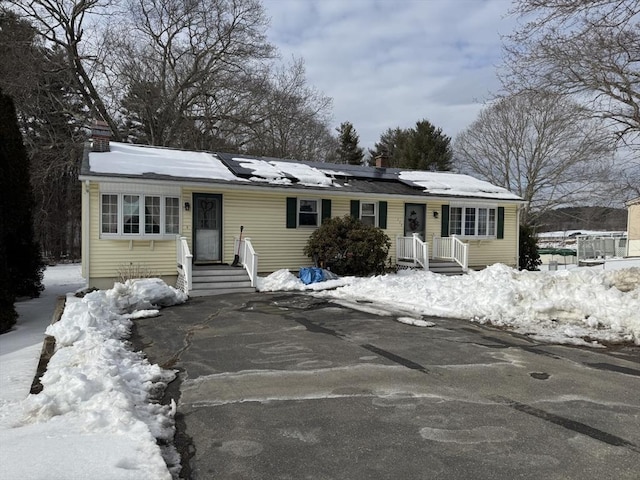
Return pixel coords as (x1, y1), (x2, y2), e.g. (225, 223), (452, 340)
(304, 215), (391, 276)
(519, 224), (541, 271)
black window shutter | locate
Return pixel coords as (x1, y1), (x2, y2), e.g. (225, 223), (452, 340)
(286, 197), (297, 228)
(497, 206), (505, 239)
(441, 205), (450, 237)
(350, 200), (360, 218)
(321, 199), (331, 223)
(378, 201), (388, 229)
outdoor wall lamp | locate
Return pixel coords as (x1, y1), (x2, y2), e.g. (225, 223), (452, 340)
(184, 202), (190, 211)
(433, 211), (439, 218)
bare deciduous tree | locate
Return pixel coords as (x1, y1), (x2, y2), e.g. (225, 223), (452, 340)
(8, 0), (120, 137)
(108, 0), (274, 147)
(454, 92), (616, 224)
(503, 0), (640, 147)
(241, 59), (335, 160)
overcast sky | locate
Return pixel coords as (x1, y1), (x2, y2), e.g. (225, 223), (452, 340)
(262, 0), (519, 150)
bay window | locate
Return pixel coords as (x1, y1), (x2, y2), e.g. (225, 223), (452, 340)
(101, 193), (180, 237)
(450, 205), (497, 237)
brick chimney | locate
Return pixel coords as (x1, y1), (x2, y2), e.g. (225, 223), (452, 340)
(375, 153), (389, 168)
(91, 119), (111, 152)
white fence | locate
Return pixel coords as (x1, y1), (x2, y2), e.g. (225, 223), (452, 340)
(577, 235), (627, 260)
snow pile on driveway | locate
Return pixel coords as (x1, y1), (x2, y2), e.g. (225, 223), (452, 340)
(0, 278), (187, 480)
(256, 268), (353, 292)
(260, 264), (640, 346)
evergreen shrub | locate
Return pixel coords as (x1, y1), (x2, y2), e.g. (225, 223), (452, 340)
(519, 224), (542, 271)
(304, 215), (391, 276)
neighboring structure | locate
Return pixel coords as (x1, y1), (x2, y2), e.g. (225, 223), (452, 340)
(79, 136), (525, 290)
(627, 197), (640, 257)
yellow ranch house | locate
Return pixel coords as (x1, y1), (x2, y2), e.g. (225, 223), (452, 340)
(79, 127), (525, 296)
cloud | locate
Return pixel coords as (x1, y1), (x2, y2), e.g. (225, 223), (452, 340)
(263, 0), (516, 150)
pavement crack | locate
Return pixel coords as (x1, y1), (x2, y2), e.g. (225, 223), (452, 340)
(496, 397), (640, 452)
(360, 343), (430, 375)
(161, 325), (205, 369)
(585, 362), (640, 377)
(292, 317), (344, 337)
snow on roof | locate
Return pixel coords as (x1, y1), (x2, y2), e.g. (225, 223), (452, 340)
(86, 143), (522, 201)
(399, 171), (522, 200)
(89, 142), (242, 182)
(236, 158), (334, 187)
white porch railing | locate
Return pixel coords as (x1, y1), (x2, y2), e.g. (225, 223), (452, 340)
(234, 236), (259, 287)
(433, 236), (468, 272)
(396, 233), (429, 270)
(176, 236), (193, 294)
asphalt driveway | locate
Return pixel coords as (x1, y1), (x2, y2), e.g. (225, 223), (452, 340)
(132, 292), (640, 480)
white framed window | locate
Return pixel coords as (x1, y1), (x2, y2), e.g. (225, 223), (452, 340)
(360, 202), (377, 226)
(450, 205), (497, 238)
(101, 193), (181, 238)
(298, 199), (319, 226)
(165, 197), (180, 234)
(101, 194), (118, 234)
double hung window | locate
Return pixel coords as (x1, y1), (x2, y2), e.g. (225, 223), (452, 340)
(298, 199), (319, 226)
(360, 202), (377, 226)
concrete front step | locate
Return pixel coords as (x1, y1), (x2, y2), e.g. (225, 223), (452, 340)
(190, 286), (257, 297)
(192, 280), (252, 289)
(428, 260), (465, 275)
(191, 275), (252, 283)
(192, 268), (248, 277)
(190, 266), (255, 296)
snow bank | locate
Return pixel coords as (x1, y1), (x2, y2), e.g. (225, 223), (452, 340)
(311, 265), (640, 346)
(1, 278), (187, 480)
(256, 269), (353, 292)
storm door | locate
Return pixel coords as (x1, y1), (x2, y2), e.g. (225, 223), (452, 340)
(193, 194), (222, 263)
(404, 203), (426, 240)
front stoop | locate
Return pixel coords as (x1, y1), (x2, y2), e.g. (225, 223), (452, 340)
(190, 265), (255, 297)
(428, 260), (465, 275)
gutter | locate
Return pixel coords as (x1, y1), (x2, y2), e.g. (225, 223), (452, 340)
(77, 173), (526, 205)
(83, 180), (90, 288)
(516, 204), (522, 269)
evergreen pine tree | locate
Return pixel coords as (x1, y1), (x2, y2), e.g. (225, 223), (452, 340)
(0, 90), (44, 312)
(519, 224), (541, 271)
(0, 195), (17, 333)
(369, 119), (452, 171)
(336, 121), (364, 165)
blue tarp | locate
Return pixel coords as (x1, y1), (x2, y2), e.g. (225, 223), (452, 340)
(299, 267), (324, 285)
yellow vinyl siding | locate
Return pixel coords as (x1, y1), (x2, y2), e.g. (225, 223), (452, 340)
(85, 180), (522, 284)
(426, 201), (519, 268)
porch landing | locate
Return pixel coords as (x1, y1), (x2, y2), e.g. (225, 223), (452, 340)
(397, 259), (465, 275)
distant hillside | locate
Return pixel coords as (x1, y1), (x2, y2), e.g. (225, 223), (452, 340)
(536, 207), (627, 232)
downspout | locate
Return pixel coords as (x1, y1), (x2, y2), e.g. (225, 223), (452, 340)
(83, 180), (91, 288)
(516, 205), (521, 270)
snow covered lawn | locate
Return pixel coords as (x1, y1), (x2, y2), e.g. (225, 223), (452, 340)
(0, 265), (186, 480)
(258, 264), (640, 347)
